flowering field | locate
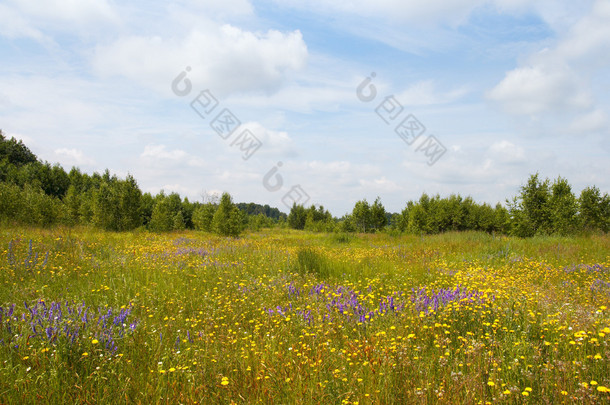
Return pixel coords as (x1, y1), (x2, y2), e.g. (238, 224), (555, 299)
(1, 227), (609, 404)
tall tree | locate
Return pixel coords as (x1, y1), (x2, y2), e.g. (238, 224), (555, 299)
(288, 203), (307, 230)
(212, 192), (244, 237)
(193, 203), (216, 232)
(119, 175), (142, 230)
(352, 199), (371, 233)
(579, 186), (607, 232)
(548, 176), (578, 235)
(370, 197), (387, 231)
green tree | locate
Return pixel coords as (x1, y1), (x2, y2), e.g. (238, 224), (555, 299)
(63, 185), (81, 225)
(192, 203), (216, 231)
(118, 175), (142, 230)
(149, 192), (173, 232)
(288, 203), (307, 230)
(508, 174), (551, 237)
(370, 197), (387, 231)
(0, 182), (20, 224)
(93, 181), (121, 231)
(173, 211), (186, 231)
(352, 199), (371, 233)
(212, 192), (244, 237)
(548, 176), (578, 235)
(0, 130), (38, 167)
(140, 192), (155, 227)
(579, 186), (608, 233)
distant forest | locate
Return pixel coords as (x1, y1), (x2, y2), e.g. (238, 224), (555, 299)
(1, 130), (608, 237)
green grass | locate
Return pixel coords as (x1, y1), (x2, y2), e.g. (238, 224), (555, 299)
(0, 226), (609, 403)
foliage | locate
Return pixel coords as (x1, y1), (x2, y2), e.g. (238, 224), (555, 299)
(288, 203), (307, 230)
(192, 203), (216, 232)
(211, 192), (244, 237)
(0, 132), (609, 237)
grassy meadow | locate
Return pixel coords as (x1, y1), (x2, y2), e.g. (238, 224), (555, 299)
(1, 226), (609, 404)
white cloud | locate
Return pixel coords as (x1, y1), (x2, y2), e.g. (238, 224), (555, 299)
(554, 0), (610, 66)
(175, 0), (253, 17)
(92, 25), (308, 97)
(0, 0), (118, 40)
(0, 4), (45, 40)
(140, 144), (209, 168)
(359, 176), (402, 192)
(54, 148), (96, 166)
(397, 80), (469, 106)
(488, 0), (610, 125)
(275, 0), (484, 26)
(567, 108), (608, 134)
(487, 140), (526, 164)
(487, 65), (592, 115)
(275, 0), (592, 28)
(13, 0), (117, 23)
(238, 122), (295, 157)
(141, 144), (187, 161)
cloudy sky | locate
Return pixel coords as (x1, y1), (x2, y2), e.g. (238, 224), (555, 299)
(1, 0), (609, 215)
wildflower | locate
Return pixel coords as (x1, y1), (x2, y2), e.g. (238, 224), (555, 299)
(591, 381), (598, 386)
(487, 381), (495, 387)
(597, 386), (609, 393)
(92, 339), (99, 345)
(221, 377), (229, 386)
(82, 352), (89, 357)
(503, 390), (511, 395)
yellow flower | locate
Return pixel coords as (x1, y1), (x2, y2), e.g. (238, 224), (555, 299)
(522, 391), (529, 396)
(285, 378), (291, 383)
(591, 381), (598, 386)
(597, 386), (609, 393)
(487, 381), (495, 387)
(561, 391), (568, 395)
(169, 368), (176, 373)
(525, 387), (532, 392)
(594, 354), (602, 360)
(221, 377), (229, 386)
(82, 352), (89, 357)
(92, 339), (99, 345)
(503, 390), (511, 395)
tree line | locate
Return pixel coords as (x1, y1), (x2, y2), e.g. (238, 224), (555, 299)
(0, 131), (280, 236)
(1, 130), (609, 237)
(286, 174), (609, 236)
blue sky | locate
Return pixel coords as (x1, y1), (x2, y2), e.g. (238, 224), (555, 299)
(1, 0), (609, 215)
